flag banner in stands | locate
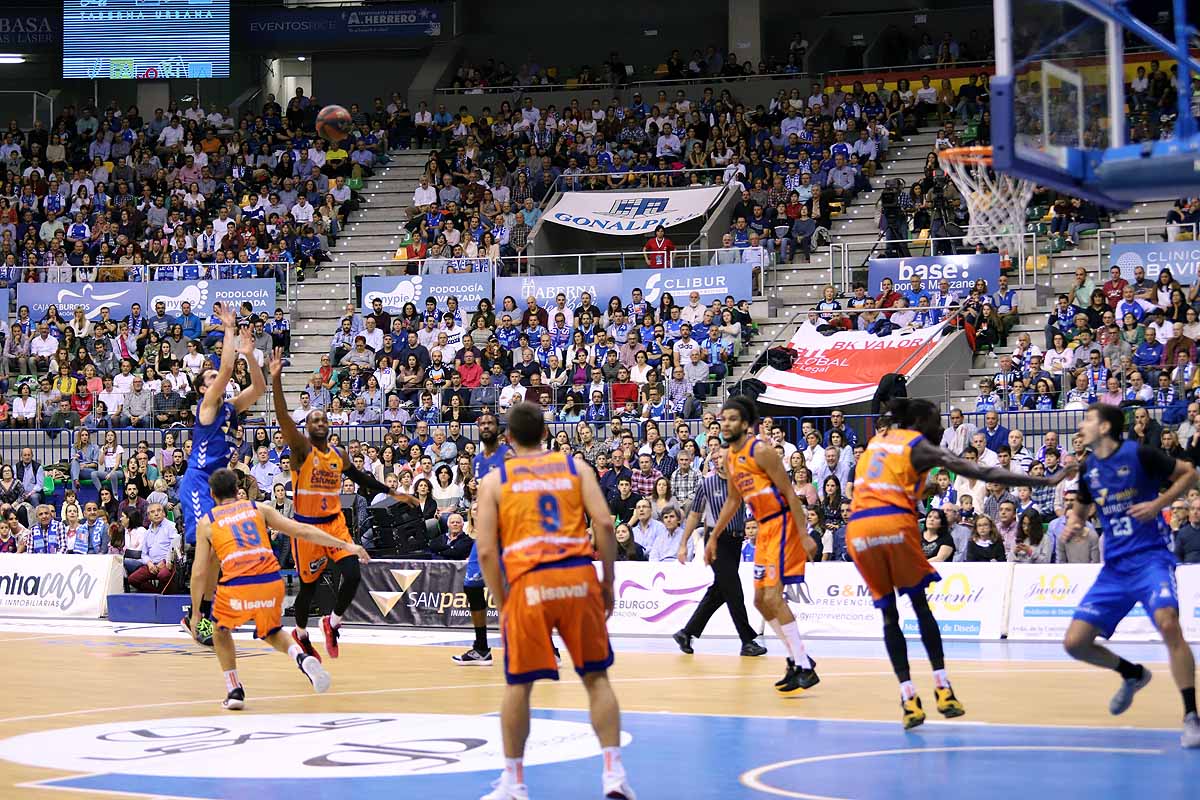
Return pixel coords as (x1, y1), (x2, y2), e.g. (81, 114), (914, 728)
(1180, 566), (1200, 642)
(868, 253), (1001, 296)
(756, 323), (946, 406)
(546, 187), (724, 235)
(148, 279), (276, 317)
(597, 561), (762, 637)
(0, 554), (124, 619)
(621, 265), (754, 307)
(496, 273), (625, 310)
(1008, 564), (1171, 642)
(347, 559), (498, 628)
(18, 282), (145, 321)
(362, 271), (492, 314)
(1110, 243), (1200, 285)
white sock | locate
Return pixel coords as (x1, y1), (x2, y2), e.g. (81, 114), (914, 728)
(295, 627), (308, 639)
(287, 643), (303, 660)
(504, 757), (524, 785)
(329, 612), (343, 628)
(900, 680), (917, 701)
(781, 621), (812, 669)
(602, 746), (625, 778)
(765, 618), (794, 661)
(223, 670), (240, 693)
(933, 668), (950, 689)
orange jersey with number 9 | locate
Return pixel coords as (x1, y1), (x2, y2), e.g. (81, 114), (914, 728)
(497, 451), (591, 584)
(292, 445), (344, 521)
(850, 429), (928, 515)
(209, 500), (279, 581)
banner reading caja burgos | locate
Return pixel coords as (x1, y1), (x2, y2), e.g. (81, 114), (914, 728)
(599, 561), (762, 637)
(1111, 243), (1200, 286)
(546, 187), (724, 235)
(0, 554), (125, 619)
(868, 253), (1001, 296)
(361, 272), (492, 315)
(1008, 564), (1168, 642)
(756, 323), (946, 407)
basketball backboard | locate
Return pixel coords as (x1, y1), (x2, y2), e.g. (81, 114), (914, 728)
(991, 0), (1200, 207)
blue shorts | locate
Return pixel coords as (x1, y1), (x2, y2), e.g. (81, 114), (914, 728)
(464, 542), (484, 589)
(179, 469), (215, 545)
(1072, 549), (1179, 639)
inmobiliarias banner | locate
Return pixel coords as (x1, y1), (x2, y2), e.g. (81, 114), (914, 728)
(347, 559), (498, 627)
(0, 554), (124, 618)
(756, 323), (945, 406)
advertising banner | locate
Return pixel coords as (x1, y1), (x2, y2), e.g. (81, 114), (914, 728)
(240, 4), (445, 49)
(496, 273), (625, 310)
(600, 561), (762, 637)
(546, 187), (724, 235)
(0, 554), (124, 618)
(789, 562), (882, 638)
(621, 265), (753, 307)
(18, 282), (144, 321)
(348, 559), (498, 628)
(362, 272), (492, 315)
(1110, 243), (1200, 286)
(868, 253), (1001, 296)
(756, 323), (946, 407)
(1180, 565), (1200, 642)
(0, 10), (56, 51)
(148, 279), (276, 318)
(1008, 564), (1167, 642)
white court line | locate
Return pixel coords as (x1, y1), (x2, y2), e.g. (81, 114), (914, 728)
(16, 774), (199, 800)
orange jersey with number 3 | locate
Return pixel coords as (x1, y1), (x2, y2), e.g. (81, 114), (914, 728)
(209, 500), (279, 581)
(292, 445), (344, 522)
(497, 451), (591, 583)
(850, 429), (929, 515)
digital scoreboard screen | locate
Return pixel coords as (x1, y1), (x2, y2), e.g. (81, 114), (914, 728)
(63, 0), (230, 80)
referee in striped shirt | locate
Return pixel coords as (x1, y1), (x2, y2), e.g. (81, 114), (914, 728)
(672, 447), (766, 656)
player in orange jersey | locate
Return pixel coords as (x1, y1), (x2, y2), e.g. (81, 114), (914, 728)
(270, 349), (417, 661)
(707, 396), (820, 695)
(474, 402), (634, 800)
(850, 398), (1074, 728)
(189, 468), (369, 710)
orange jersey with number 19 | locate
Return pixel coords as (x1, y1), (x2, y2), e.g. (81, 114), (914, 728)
(497, 451), (591, 583)
(209, 500), (279, 582)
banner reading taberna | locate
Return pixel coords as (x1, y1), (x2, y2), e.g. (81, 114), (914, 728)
(495, 273), (625, 310)
(868, 253), (1001, 296)
(1111, 243), (1200, 286)
(362, 271), (492, 314)
(148, 279), (276, 317)
(546, 186), (724, 235)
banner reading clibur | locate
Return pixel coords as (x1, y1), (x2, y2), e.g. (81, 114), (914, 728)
(546, 187), (724, 235)
(622, 265), (753, 307)
(868, 253), (1001, 296)
(362, 272), (492, 315)
(1111, 243), (1200, 286)
(0, 554), (125, 619)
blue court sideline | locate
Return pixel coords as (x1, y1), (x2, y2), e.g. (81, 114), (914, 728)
(36, 709), (1199, 799)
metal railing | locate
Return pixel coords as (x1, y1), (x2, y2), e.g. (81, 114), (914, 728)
(435, 71), (815, 97)
(0, 91), (55, 132)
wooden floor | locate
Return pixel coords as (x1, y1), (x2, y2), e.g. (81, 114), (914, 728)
(0, 627), (1190, 799)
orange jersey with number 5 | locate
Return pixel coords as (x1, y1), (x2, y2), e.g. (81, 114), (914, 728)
(208, 500), (279, 582)
(497, 451), (591, 583)
(850, 429), (928, 515)
(292, 445), (344, 522)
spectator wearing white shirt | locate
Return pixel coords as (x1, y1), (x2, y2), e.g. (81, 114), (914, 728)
(29, 323), (58, 371)
(411, 175), (437, 218)
(290, 195), (314, 224)
(630, 498), (668, 552)
(970, 432), (1000, 467)
(361, 317), (384, 352)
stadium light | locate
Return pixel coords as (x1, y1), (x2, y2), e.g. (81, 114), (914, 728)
(0, 55), (26, 64)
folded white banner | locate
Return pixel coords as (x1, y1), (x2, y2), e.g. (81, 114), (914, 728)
(546, 187), (724, 235)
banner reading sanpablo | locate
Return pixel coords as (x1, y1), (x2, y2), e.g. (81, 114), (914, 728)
(149, 279), (276, 317)
(868, 253), (1001, 296)
(362, 271), (492, 314)
(496, 273), (625, 310)
(18, 282), (144, 321)
(622, 265), (753, 307)
(347, 559), (498, 628)
(0, 554), (124, 618)
(1111, 243), (1200, 286)
(1008, 564), (1165, 642)
(546, 187), (723, 235)
(757, 323), (946, 406)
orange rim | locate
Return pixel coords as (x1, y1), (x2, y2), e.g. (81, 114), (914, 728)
(939, 145), (993, 165)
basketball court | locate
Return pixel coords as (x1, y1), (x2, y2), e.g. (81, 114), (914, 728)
(0, 619), (1195, 799)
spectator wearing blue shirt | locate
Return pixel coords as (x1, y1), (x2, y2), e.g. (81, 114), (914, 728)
(1133, 326), (1165, 382)
(823, 411), (858, 447)
(176, 302), (203, 340)
(980, 411), (1011, 453)
(902, 273), (929, 308)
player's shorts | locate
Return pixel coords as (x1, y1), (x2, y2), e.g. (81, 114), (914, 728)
(213, 573), (285, 639)
(464, 542), (485, 589)
(1073, 549), (1179, 639)
(291, 512), (354, 583)
(179, 469), (216, 545)
(753, 508), (808, 589)
(846, 507), (940, 609)
(501, 556), (613, 685)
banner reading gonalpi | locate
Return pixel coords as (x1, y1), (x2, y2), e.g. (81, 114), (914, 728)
(546, 187), (724, 235)
(756, 323), (946, 406)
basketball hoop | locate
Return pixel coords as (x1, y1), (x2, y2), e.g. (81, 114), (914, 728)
(938, 146), (1035, 263)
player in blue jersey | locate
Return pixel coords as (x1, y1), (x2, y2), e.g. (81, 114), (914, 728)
(180, 306), (267, 646)
(1063, 403), (1199, 748)
(453, 411), (510, 666)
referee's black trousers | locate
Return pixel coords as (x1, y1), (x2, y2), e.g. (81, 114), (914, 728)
(681, 533), (758, 643)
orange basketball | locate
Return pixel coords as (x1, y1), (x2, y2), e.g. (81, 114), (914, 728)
(315, 104), (352, 143)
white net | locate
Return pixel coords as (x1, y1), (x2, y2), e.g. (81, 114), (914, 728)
(938, 148), (1036, 261)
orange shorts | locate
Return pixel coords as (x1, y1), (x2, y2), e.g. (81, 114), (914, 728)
(213, 575), (285, 638)
(753, 511), (808, 589)
(846, 507), (939, 608)
(500, 558), (613, 685)
(291, 513), (354, 583)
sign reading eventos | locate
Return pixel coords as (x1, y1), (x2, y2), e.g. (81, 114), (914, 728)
(868, 253), (1001, 295)
(547, 187), (723, 235)
(1007, 564), (1161, 641)
(241, 4), (444, 49)
(623, 265), (753, 306)
(1111, 243), (1200, 286)
(362, 273), (491, 314)
(0, 554), (124, 618)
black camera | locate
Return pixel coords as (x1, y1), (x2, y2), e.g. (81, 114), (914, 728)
(880, 189), (899, 209)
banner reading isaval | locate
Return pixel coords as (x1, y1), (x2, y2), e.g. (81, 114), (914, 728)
(868, 253), (1001, 296)
(546, 187), (724, 235)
